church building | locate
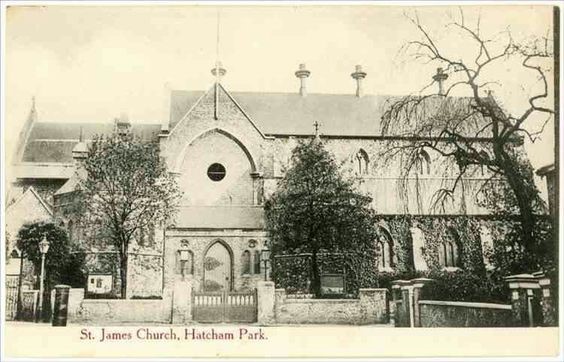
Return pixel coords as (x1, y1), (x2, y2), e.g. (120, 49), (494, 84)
(8, 63), (504, 298)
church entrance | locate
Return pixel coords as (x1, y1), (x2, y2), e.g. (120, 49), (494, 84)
(194, 240), (257, 323)
(203, 241), (232, 292)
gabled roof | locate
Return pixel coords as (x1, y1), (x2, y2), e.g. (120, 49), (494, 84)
(6, 186), (53, 216)
(170, 90), (395, 136)
(6, 187), (53, 233)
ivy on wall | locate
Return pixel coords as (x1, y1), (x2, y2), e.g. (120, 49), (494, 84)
(272, 213), (553, 303)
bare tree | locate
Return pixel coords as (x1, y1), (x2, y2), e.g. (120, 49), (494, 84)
(381, 9), (554, 257)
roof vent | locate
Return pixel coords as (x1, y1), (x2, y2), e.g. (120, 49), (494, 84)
(295, 63), (311, 97)
(72, 127), (88, 161)
(351, 65), (367, 98)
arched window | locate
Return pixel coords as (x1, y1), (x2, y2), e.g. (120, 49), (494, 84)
(376, 241), (385, 269)
(354, 149), (369, 175)
(175, 250), (194, 275)
(439, 229), (462, 268)
(415, 150), (431, 175)
(10, 249), (19, 258)
(253, 250), (261, 274)
(377, 227), (396, 270)
(241, 250), (251, 275)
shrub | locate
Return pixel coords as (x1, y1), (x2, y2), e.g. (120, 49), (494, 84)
(421, 270), (509, 304)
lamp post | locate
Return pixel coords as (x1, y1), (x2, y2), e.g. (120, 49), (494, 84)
(36, 236), (50, 323)
(260, 248), (271, 282)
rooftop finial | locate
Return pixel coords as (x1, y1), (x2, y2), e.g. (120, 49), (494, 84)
(432, 67), (449, 96)
(295, 63), (311, 97)
(211, 10), (226, 82)
(351, 65), (367, 98)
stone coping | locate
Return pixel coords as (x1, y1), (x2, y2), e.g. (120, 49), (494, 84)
(419, 300), (512, 310)
(358, 288), (388, 292)
(284, 298), (359, 304)
(82, 299), (164, 303)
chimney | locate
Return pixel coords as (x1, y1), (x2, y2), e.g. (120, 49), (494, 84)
(115, 113), (131, 136)
(351, 65), (367, 98)
(295, 63), (311, 97)
(72, 127), (88, 162)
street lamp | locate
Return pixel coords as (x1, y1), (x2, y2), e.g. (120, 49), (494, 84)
(36, 236), (50, 323)
(260, 248), (271, 282)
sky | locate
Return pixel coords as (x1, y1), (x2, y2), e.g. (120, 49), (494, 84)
(3, 4), (556, 193)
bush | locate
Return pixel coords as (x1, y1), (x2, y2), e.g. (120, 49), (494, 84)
(420, 270), (509, 304)
(376, 269), (509, 304)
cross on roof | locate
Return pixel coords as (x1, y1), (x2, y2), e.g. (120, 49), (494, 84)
(432, 67), (449, 96)
(313, 121), (321, 136)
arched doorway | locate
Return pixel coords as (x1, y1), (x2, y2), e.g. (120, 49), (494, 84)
(203, 241), (233, 292)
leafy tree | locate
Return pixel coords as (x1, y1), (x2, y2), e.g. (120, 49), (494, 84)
(79, 130), (181, 298)
(16, 221), (86, 320)
(265, 137), (379, 297)
(381, 9), (554, 263)
(16, 221), (85, 288)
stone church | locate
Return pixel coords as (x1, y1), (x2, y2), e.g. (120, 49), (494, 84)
(8, 63), (505, 298)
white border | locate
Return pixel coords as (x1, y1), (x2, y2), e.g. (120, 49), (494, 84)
(0, 1), (562, 361)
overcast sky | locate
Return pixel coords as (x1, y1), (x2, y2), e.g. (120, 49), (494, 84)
(4, 5), (556, 190)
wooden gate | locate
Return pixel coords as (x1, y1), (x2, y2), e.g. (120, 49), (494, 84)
(5, 276), (20, 320)
(192, 290), (257, 323)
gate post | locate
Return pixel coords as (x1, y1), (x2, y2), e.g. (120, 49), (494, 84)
(172, 279), (192, 324)
(505, 274), (540, 327)
(257, 281), (275, 324)
(533, 271), (557, 326)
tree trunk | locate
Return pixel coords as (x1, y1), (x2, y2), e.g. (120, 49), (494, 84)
(119, 254), (128, 299)
(310, 251), (321, 298)
(499, 153), (537, 258)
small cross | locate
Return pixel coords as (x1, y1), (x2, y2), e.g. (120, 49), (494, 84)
(313, 121), (321, 136)
(432, 67), (449, 96)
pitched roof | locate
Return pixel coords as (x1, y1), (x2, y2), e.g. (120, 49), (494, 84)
(6, 186), (53, 217)
(19, 122), (161, 163)
(54, 168), (86, 196)
(170, 90), (396, 136)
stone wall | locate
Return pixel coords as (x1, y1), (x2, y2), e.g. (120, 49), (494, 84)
(163, 229), (268, 295)
(418, 300), (513, 327)
(127, 254), (163, 298)
(272, 288), (388, 325)
(74, 299), (170, 325)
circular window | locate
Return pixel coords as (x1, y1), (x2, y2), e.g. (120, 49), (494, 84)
(207, 163), (226, 181)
